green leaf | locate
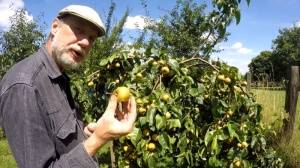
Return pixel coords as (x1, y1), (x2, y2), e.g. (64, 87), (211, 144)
(168, 59), (180, 75)
(235, 9), (241, 25)
(130, 127), (142, 147)
(195, 97), (204, 104)
(219, 100), (228, 108)
(137, 138), (147, 153)
(72, 80), (83, 93)
(198, 146), (207, 161)
(265, 149), (276, 159)
(218, 24), (226, 38)
(138, 116), (147, 127)
(227, 148), (235, 159)
(217, 128), (230, 140)
(183, 76), (194, 84)
(171, 106), (182, 118)
(204, 130), (215, 146)
(150, 64), (159, 74)
(197, 83), (206, 93)
(155, 114), (166, 130)
(188, 88), (199, 97)
(211, 136), (218, 150)
(108, 54), (116, 63)
(99, 58), (108, 66)
(250, 136), (257, 148)
(151, 48), (158, 56)
(227, 122), (245, 142)
(83, 113), (92, 123)
(158, 132), (171, 149)
(168, 119), (181, 128)
(217, 0), (223, 10)
(177, 134), (188, 152)
(246, 0), (251, 6)
(243, 160), (251, 168)
(259, 136), (266, 148)
(208, 155), (219, 167)
(146, 106), (156, 126)
(147, 155), (157, 168)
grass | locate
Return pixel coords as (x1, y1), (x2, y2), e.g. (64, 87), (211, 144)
(251, 89), (300, 168)
(0, 140), (17, 168)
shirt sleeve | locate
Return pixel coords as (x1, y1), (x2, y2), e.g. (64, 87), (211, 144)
(0, 84), (99, 168)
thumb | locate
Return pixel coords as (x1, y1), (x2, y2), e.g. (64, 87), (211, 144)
(104, 95), (118, 116)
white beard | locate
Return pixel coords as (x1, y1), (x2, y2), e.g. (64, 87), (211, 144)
(51, 31), (87, 70)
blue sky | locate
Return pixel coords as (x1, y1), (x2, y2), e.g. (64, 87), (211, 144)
(1, 0), (299, 74)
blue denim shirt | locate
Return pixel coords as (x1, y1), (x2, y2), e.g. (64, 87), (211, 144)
(0, 46), (99, 167)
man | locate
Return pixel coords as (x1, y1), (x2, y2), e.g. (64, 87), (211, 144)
(0, 5), (137, 168)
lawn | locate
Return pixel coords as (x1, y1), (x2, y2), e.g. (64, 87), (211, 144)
(0, 129), (17, 168)
(251, 89), (300, 167)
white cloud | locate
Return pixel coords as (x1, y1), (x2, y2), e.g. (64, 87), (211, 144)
(212, 42), (257, 74)
(124, 15), (152, 30)
(0, 0), (32, 30)
(237, 48), (253, 54)
(231, 42), (243, 49)
(217, 42), (253, 55)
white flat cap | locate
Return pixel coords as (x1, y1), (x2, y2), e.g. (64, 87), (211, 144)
(57, 5), (106, 37)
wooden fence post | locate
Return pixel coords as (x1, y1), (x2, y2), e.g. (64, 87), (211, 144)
(284, 66), (299, 142)
(246, 72), (251, 92)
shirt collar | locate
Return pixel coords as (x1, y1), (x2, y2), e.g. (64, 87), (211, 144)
(40, 46), (63, 79)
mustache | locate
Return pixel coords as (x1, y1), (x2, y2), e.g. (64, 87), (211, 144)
(68, 45), (87, 58)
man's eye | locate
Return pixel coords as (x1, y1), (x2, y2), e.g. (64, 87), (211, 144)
(73, 26), (83, 33)
(90, 36), (96, 43)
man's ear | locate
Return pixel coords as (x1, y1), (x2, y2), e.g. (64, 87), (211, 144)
(50, 18), (60, 35)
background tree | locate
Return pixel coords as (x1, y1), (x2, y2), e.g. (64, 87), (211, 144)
(271, 22), (300, 82)
(139, 0), (247, 60)
(248, 50), (274, 81)
(248, 22), (300, 82)
(134, 0), (250, 83)
(71, 0), (283, 167)
(0, 7), (46, 79)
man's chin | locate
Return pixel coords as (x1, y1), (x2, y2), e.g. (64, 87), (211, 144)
(64, 62), (81, 70)
(58, 59), (82, 70)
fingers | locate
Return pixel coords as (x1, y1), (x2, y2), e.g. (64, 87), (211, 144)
(126, 96), (137, 124)
(84, 122), (96, 137)
(115, 108), (124, 120)
(104, 95), (118, 117)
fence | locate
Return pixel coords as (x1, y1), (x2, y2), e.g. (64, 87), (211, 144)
(246, 66), (299, 143)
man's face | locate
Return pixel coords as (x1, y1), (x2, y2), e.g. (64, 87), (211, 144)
(50, 15), (98, 70)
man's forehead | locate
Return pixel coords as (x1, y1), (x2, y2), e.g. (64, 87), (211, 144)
(62, 15), (99, 36)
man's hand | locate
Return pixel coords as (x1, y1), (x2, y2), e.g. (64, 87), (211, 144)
(84, 95), (137, 156)
(84, 122), (96, 137)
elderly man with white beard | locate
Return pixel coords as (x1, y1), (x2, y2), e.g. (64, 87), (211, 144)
(0, 5), (137, 168)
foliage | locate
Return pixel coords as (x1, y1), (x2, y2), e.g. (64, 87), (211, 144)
(249, 22), (300, 82)
(248, 51), (274, 81)
(68, 0), (283, 167)
(0, 7), (46, 79)
(139, 0), (248, 60)
(271, 22), (300, 81)
(78, 46), (283, 167)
